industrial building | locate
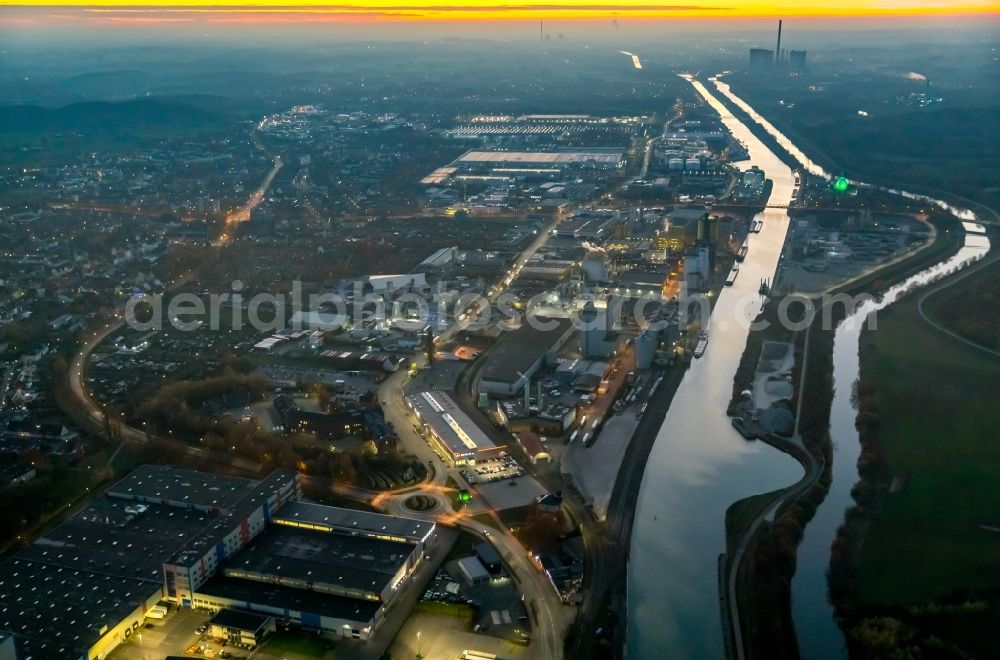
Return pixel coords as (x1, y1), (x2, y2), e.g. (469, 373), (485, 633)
(664, 206), (710, 247)
(749, 47), (775, 70)
(0, 466), (436, 659)
(416, 246), (458, 277)
(478, 316), (574, 396)
(474, 542), (504, 574)
(453, 149), (624, 172)
(405, 390), (505, 465)
(635, 328), (660, 369)
(737, 166), (766, 200)
(749, 20), (805, 72)
(579, 302), (625, 359)
(457, 556), (492, 585)
(0, 634), (14, 660)
(614, 270), (670, 297)
(518, 257), (577, 282)
(788, 49), (807, 72)
(273, 393), (391, 441)
(556, 210), (619, 240)
(515, 430), (553, 465)
(208, 609), (277, 646)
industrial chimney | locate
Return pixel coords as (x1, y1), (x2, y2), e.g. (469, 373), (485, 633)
(775, 20), (783, 64)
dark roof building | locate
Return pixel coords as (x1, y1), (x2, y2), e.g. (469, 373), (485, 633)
(273, 394), (390, 441)
(0, 466), (437, 657)
(208, 609), (276, 645)
(273, 500), (434, 543)
(473, 541), (503, 574)
(478, 316), (574, 396)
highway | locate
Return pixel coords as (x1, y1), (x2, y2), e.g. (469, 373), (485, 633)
(218, 154), (283, 245)
(225, 155), (282, 227)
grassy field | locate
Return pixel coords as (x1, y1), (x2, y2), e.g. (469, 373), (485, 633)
(924, 257), (1000, 351)
(857, 291), (1000, 604)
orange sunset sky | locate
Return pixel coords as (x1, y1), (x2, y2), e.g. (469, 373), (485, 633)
(1, 0), (998, 22)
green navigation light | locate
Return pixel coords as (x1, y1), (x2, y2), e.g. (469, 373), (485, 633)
(833, 176), (849, 192)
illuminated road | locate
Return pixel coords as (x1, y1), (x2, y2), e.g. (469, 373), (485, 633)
(219, 146), (283, 242)
(62, 201), (568, 659)
(619, 51), (643, 70)
(62, 285), (568, 660)
(63, 273), (263, 467)
(372, 209), (572, 659)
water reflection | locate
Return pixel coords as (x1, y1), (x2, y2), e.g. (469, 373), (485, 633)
(629, 72), (992, 660)
(628, 76), (803, 659)
(792, 224), (989, 659)
(706, 72), (993, 660)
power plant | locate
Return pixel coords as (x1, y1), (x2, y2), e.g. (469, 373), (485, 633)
(749, 20), (806, 72)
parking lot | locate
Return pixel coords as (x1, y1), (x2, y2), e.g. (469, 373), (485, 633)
(388, 610), (526, 660)
(107, 605), (338, 660)
(459, 455), (525, 486)
(397, 559), (530, 657)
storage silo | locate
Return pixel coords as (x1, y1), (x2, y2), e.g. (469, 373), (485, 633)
(635, 328), (658, 369)
(582, 256), (608, 283)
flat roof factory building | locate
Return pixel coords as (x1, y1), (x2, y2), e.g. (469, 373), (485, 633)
(478, 316), (574, 397)
(454, 148), (625, 172)
(405, 390), (505, 465)
(0, 466), (437, 659)
(208, 609), (277, 646)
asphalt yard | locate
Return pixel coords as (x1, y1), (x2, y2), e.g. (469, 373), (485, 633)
(107, 606), (211, 660)
(475, 474), (549, 511)
(388, 610), (528, 660)
(561, 411), (639, 520)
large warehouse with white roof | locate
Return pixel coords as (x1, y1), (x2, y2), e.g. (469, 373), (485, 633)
(405, 390), (506, 465)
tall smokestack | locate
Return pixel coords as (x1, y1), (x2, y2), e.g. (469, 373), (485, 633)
(775, 20), (782, 64)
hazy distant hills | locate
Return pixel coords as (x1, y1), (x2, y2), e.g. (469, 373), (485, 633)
(0, 97), (230, 136)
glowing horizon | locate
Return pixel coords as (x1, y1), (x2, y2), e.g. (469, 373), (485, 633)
(2, 1), (999, 23)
